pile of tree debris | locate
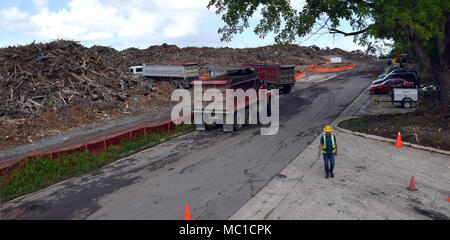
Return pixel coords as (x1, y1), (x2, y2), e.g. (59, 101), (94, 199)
(0, 40), (372, 149)
(92, 43), (373, 75)
(0, 40), (152, 118)
(1, 40), (372, 119)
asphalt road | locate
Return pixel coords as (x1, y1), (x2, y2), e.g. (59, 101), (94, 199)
(0, 61), (385, 220)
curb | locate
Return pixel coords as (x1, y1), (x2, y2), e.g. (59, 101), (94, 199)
(334, 117), (450, 156)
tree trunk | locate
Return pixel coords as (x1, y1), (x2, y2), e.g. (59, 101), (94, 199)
(438, 12), (450, 113)
(439, 62), (450, 113)
(406, 24), (450, 113)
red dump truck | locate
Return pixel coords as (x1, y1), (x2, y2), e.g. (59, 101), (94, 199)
(141, 62), (198, 88)
(192, 67), (272, 132)
(242, 64), (296, 93)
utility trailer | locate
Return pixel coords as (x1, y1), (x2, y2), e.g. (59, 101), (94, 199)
(242, 64), (296, 93)
(192, 68), (272, 132)
(141, 62), (198, 88)
(392, 87), (418, 108)
(375, 87), (419, 109)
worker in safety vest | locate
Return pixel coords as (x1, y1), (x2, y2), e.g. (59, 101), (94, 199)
(318, 125), (337, 179)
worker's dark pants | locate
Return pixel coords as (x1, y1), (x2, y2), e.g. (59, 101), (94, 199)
(323, 153), (335, 174)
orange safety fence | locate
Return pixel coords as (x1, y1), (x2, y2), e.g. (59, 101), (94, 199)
(0, 114), (193, 171)
(307, 63), (356, 73)
(199, 74), (210, 80)
(294, 72), (306, 80)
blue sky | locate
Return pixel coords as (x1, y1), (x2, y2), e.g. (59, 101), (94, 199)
(0, 0), (385, 52)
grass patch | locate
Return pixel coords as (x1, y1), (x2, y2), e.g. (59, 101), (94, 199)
(0, 124), (195, 203)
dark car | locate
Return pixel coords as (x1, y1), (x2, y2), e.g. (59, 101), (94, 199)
(391, 67), (419, 77)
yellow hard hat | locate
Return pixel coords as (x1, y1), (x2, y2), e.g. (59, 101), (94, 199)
(323, 125), (332, 132)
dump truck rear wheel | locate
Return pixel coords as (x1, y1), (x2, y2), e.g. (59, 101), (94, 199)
(176, 80), (184, 89)
(244, 107), (251, 126)
(181, 80), (190, 89)
(233, 111), (244, 131)
(283, 85), (292, 94)
(268, 84), (278, 90)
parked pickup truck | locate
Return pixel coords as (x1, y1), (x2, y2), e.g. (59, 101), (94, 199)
(192, 67), (272, 132)
(242, 64), (296, 93)
(140, 62), (198, 88)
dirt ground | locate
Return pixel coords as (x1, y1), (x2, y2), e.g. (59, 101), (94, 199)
(0, 82), (175, 150)
(338, 112), (450, 151)
(231, 130), (450, 220)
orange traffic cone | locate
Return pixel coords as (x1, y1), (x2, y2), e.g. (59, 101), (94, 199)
(407, 176), (418, 191)
(394, 131), (403, 148)
(184, 204), (192, 220)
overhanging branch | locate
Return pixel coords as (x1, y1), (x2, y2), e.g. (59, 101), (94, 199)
(328, 27), (370, 36)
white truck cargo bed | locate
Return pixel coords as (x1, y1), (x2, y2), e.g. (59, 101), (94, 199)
(142, 63), (198, 79)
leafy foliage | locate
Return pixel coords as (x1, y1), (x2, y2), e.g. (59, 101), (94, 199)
(208, 0), (450, 48)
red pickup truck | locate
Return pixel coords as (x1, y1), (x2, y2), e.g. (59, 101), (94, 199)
(369, 78), (415, 94)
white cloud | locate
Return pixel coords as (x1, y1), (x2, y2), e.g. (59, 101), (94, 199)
(33, 0), (49, 10)
(0, 7), (33, 31)
(162, 12), (200, 38)
(0, 0), (216, 46)
(153, 0), (210, 10)
(117, 11), (159, 39)
(0, 0), (371, 52)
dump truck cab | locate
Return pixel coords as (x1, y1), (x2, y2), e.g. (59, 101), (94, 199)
(128, 66), (143, 75)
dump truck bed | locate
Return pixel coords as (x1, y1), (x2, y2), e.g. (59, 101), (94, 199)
(242, 64), (295, 93)
(142, 62), (198, 79)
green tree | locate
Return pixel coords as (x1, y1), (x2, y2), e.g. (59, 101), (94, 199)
(208, 0), (450, 112)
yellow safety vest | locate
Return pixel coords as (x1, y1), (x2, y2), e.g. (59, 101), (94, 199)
(322, 134), (336, 154)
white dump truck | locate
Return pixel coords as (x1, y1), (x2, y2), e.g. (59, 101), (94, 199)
(140, 62), (199, 88)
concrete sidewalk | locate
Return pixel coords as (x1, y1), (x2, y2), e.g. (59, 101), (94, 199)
(230, 130), (450, 220)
